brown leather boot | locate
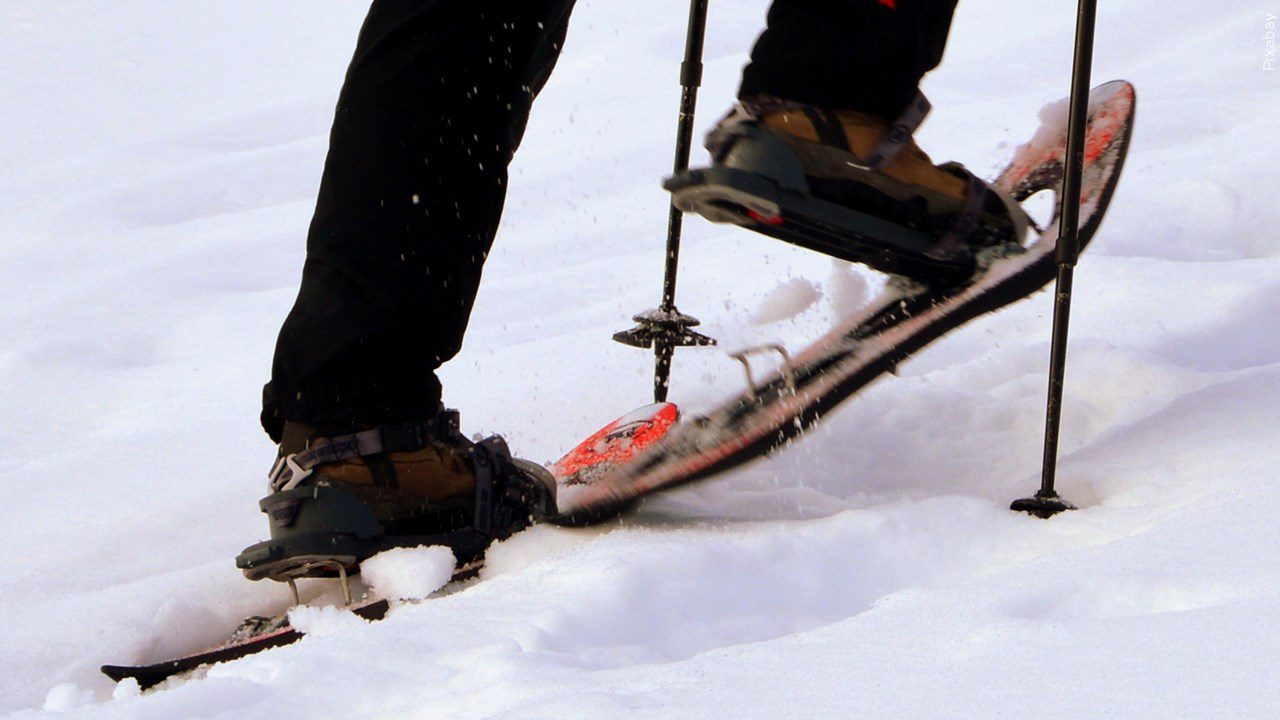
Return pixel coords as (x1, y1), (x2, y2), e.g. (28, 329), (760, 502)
(760, 106), (967, 211)
(278, 419), (477, 527)
(238, 411), (555, 582)
(750, 100), (1023, 247)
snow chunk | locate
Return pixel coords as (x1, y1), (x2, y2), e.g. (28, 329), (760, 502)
(1029, 96), (1071, 149)
(826, 260), (869, 313)
(751, 278), (821, 325)
(287, 603), (373, 638)
(360, 546), (457, 601)
(1018, 86), (1120, 174)
(42, 683), (93, 712)
(110, 678), (141, 701)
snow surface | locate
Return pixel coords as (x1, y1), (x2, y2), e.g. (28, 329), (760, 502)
(2, 1), (1278, 717)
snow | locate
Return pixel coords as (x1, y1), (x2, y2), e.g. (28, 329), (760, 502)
(358, 547), (457, 602)
(39, 685), (92, 714)
(825, 259), (872, 315)
(1, 1), (1278, 718)
(749, 277), (821, 325)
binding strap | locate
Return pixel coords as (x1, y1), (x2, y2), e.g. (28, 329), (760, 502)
(926, 167), (991, 263)
(801, 107), (851, 152)
(865, 92), (932, 170)
(712, 91), (930, 170)
(268, 413), (463, 493)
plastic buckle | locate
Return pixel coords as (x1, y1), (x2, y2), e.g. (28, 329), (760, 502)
(268, 453), (314, 493)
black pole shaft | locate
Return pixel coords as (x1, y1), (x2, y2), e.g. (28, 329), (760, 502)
(1038, 0), (1097, 498)
(653, 0), (710, 402)
(654, 342), (676, 402)
(1055, 0), (1097, 268)
(661, 0), (709, 310)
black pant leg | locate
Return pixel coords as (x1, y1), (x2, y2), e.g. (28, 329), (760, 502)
(739, 0), (958, 120)
(262, 0), (575, 442)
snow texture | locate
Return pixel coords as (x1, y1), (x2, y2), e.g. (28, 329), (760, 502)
(1, 1), (1278, 718)
(749, 277), (822, 325)
(358, 547), (457, 601)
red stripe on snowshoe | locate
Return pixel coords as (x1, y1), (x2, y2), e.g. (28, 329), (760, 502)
(748, 210), (785, 226)
(998, 81), (1134, 198)
(551, 403), (679, 482)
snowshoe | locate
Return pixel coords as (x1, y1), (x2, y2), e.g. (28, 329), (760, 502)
(557, 80), (1137, 525)
(103, 404), (682, 691)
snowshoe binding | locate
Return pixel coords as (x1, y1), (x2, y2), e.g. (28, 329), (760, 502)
(235, 409), (554, 587)
(665, 93), (1032, 285)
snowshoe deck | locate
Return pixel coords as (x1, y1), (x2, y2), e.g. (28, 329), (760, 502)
(554, 80), (1137, 525)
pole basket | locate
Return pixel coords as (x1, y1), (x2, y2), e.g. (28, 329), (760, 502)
(613, 307), (716, 350)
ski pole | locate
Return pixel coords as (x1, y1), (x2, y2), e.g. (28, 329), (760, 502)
(1013, 0), (1097, 518)
(662, 0), (708, 316)
(613, 0), (715, 402)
